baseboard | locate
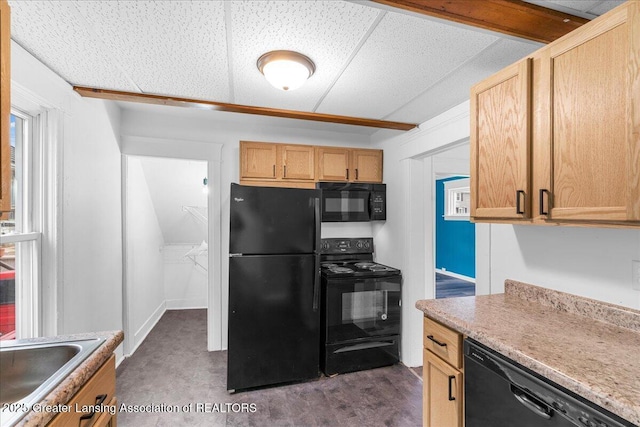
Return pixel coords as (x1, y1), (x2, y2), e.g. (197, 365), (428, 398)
(165, 298), (207, 310)
(130, 301), (166, 356)
(436, 269), (476, 283)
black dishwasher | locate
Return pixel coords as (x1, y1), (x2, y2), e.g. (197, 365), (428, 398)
(464, 339), (635, 427)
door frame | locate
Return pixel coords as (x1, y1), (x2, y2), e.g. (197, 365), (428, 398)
(120, 135), (223, 355)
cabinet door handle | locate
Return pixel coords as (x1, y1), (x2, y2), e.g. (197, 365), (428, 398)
(355, 168), (359, 180)
(448, 375), (456, 401)
(539, 189), (549, 215)
(426, 335), (447, 347)
(346, 169), (349, 180)
(283, 165), (287, 178)
(79, 393), (108, 421)
(272, 165), (276, 177)
(516, 190), (525, 215)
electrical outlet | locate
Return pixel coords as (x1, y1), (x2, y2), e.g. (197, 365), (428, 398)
(633, 261), (640, 291)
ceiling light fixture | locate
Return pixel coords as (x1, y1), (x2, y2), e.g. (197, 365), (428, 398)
(257, 50), (315, 91)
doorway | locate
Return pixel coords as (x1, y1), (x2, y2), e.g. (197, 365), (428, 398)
(431, 145), (475, 299)
(123, 155), (208, 355)
(434, 175), (475, 298)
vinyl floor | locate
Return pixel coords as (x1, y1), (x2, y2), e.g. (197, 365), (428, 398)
(435, 272), (475, 299)
(116, 310), (423, 427)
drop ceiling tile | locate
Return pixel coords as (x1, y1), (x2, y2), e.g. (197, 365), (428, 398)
(229, 0), (380, 111)
(9, 1), (139, 91)
(584, 1), (626, 16)
(316, 11), (498, 120)
(524, 0), (624, 18)
(385, 38), (542, 124)
(74, 1), (229, 100)
(527, 0), (601, 13)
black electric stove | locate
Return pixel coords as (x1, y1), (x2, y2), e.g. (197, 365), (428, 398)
(320, 238), (401, 277)
(319, 238), (402, 376)
(320, 260), (401, 278)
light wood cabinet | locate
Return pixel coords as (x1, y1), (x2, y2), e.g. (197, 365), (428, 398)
(424, 349), (463, 427)
(240, 141), (278, 180)
(534, 3), (640, 223)
(471, 1), (640, 227)
(316, 146), (350, 181)
(423, 317), (463, 427)
(240, 141), (383, 187)
(281, 144), (315, 180)
(239, 141), (315, 184)
(49, 355), (117, 427)
(350, 149), (383, 183)
(316, 147), (383, 183)
(0, 0), (10, 220)
(470, 59), (531, 220)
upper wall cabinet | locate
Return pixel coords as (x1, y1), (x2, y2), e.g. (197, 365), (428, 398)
(240, 141), (383, 188)
(471, 1), (640, 227)
(240, 141), (279, 180)
(350, 149), (383, 183)
(316, 146), (350, 181)
(239, 141), (315, 186)
(470, 59), (531, 220)
(280, 144), (315, 181)
(535, 3), (640, 223)
(316, 147), (383, 183)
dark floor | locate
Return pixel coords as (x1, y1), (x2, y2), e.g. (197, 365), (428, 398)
(116, 310), (423, 426)
(435, 272), (475, 299)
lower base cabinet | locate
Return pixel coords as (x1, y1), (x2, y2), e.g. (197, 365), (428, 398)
(423, 349), (463, 427)
(423, 316), (464, 427)
(49, 354), (117, 427)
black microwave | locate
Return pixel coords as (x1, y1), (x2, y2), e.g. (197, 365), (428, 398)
(316, 182), (386, 222)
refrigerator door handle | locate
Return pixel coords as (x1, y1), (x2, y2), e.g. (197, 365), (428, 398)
(313, 197), (321, 312)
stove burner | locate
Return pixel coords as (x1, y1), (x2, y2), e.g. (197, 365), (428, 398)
(354, 262), (393, 272)
(354, 262), (376, 268)
(328, 266), (354, 274)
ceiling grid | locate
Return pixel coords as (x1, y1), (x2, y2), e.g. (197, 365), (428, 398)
(7, 0), (624, 133)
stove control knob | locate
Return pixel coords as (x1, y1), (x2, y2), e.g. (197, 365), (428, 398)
(321, 242), (330, 251)
(356, 241), (363, 249)
(381, 313), (387, 321)
(364, 241), (371, 250)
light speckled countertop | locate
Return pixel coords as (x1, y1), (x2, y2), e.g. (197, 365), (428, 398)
(416, 280), (640, 426)
(6, 330), (124, 427)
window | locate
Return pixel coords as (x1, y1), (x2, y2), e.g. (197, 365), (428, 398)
(0, 110), (41, 339)
(444, 177), (471, 220)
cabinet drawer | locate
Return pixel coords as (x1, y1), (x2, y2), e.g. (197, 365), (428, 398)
(49, 355), (116, 427)
(423, 317), (462, 369)
(92, 397), (116, 427)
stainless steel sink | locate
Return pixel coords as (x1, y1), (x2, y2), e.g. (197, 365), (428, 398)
(0, 337), (105, 427)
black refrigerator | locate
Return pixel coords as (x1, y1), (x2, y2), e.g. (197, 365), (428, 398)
(227, 183), (321, 391)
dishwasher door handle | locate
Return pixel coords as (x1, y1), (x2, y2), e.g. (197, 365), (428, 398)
(510, 385), (551, 420)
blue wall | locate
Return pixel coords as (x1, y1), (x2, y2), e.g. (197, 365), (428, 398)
(435, 177), (475, 278)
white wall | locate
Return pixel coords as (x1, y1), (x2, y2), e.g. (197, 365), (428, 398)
(375, 100), (640, 368)
(11, 42), (124, 351)
(163, 244), (207, 309)
(125, 157), (165, 353)
(490, 225), (640, 307)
